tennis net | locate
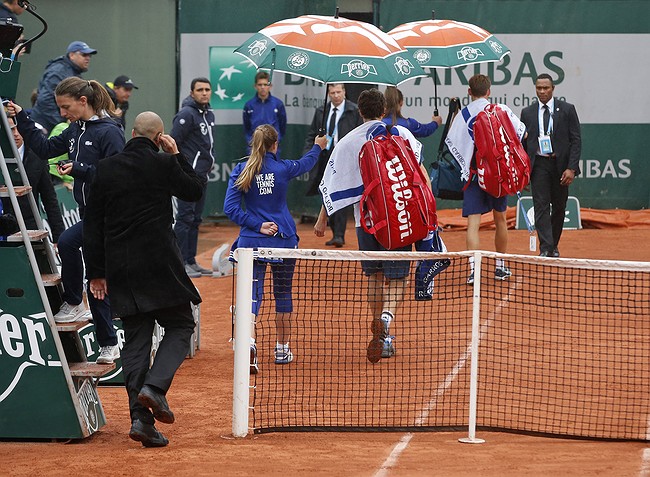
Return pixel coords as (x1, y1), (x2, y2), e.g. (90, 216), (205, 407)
(231, 248), (650, 441)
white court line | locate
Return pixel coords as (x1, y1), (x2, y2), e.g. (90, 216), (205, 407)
(637, 417), (650, 477)
(373, 278), (521, 477)
(639, 448), (650, 477)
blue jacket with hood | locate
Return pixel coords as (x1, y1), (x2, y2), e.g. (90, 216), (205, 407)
(30, 55), (85, 132)
(170, 96), (215, 181)
(16, 109), (125, 216)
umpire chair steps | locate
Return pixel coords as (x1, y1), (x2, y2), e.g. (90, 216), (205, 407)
(0, 103), (114, 440)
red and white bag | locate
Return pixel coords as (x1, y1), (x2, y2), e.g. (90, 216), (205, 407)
(359, 131), (437, 250)
(472, 104), (531, 198)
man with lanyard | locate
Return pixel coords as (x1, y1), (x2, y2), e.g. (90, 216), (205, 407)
(520, 73), (581, 257)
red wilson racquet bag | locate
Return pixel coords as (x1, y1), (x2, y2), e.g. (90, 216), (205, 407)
(472, 104), (531, 198)
(359, 131), (437, 250)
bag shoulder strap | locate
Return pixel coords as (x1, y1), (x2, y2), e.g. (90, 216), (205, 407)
(437, 97), (461, 157)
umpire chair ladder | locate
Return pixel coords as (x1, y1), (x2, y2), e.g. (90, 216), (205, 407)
(0, 97), (114, 439)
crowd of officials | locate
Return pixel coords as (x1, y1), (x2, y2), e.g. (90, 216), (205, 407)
(1, 28), (581, 447)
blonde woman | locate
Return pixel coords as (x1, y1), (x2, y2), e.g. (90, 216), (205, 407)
(224, 125), (326, 372)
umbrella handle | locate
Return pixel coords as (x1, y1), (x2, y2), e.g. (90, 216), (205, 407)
(433, 69), (439, 116)
(319, 84), (328, 136)
(269, 48), (276, 84)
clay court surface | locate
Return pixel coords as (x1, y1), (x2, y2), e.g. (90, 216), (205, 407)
(3, 211), (650, 477)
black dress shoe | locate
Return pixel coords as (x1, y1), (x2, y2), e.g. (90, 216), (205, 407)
(138, 384), (175, 424)
(552, 248), (560, 257)
(539, 251), (551, 257)
(332, 238), (344, 248)
(325, 238), (337, 246)
(129, 419), (169, 447)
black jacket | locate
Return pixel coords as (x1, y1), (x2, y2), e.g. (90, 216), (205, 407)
(17, 110), (125, 216)
(170, 96), (215, 181)
(520, 98), (582, 175)
(83, 137), (203, 318)
(13, 146), (65, 242)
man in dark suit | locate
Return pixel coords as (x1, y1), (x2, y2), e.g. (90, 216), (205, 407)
(304, 83), (362, 247)
(84, 111), (203, 448)
(520, 73), (581, 257)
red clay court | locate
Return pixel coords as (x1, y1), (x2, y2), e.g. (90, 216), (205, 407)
(3, 211), (650, 477)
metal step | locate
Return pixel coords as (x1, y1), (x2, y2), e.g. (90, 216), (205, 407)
(41, 273), (61, 287)
(0, 185), (31, 197)
(68, 362), (116, 378)
(7, 229), (49, 242)
(56, 319), (91, 332)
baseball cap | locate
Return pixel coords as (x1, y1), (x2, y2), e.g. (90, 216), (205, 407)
(113, 75), (139, 89)
(66, 41), (97, 55)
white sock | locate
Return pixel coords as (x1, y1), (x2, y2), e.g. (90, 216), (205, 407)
(469, 256), (475, 273)
(496, 258), (505, 270)
(276, 342), (289, 352)
(380, 311), (393, 327)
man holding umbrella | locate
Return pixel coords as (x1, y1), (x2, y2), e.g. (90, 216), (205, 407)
(303, 83), (362, 247)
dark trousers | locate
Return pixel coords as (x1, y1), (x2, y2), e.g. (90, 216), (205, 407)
(121, 303), (196, 424)
(531, 156), (569, 253)
(174, 182), (207, 265)
(58, 221), (116, 346)
(329, 206), (349, 241)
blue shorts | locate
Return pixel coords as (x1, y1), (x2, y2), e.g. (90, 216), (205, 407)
(355, 227), (411, 279)
(462, 179), (507, 217)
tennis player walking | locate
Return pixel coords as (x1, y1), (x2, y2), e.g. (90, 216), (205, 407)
(224, 125), (326, 373)
(317, 89), (427, 363)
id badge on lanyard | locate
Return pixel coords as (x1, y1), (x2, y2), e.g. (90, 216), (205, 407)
(538, 110), (553, 155)
(539, 135), (553, 154)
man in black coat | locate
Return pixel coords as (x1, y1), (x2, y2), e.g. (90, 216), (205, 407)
(84, 111), (203, 448)
(520, 73), (581, 257)
(304, 83), (362, 247)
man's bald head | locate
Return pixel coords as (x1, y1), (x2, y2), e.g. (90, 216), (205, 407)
(132, 112), (164, 141)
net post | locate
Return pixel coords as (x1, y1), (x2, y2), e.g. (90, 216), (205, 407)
(232, 247), (254, 438)
(459, 251), (486, 444)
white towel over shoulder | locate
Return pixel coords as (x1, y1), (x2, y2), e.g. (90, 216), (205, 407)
(445, 98), (526, 181)
(319, 121), (421, 216)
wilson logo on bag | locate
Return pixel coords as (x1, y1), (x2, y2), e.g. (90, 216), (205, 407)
(359, 131), (437, 250)
(472, 104), (531, 198)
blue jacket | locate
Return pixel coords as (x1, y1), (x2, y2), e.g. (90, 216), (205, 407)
(30, 56), (85, 132)
(0, 4), (18, 22)
(224, 145), (321, 241)
(16, 109), (125, 216)
(243, 94), (287, 145)
(170, 97), (215, 180)
(382, 116), (439, 138)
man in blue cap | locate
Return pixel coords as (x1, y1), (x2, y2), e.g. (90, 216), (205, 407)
(30, 40), (98, 133)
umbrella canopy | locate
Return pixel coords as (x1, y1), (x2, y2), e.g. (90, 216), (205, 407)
(388, 19), (510, 69)
(234, 14), (426, 86)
